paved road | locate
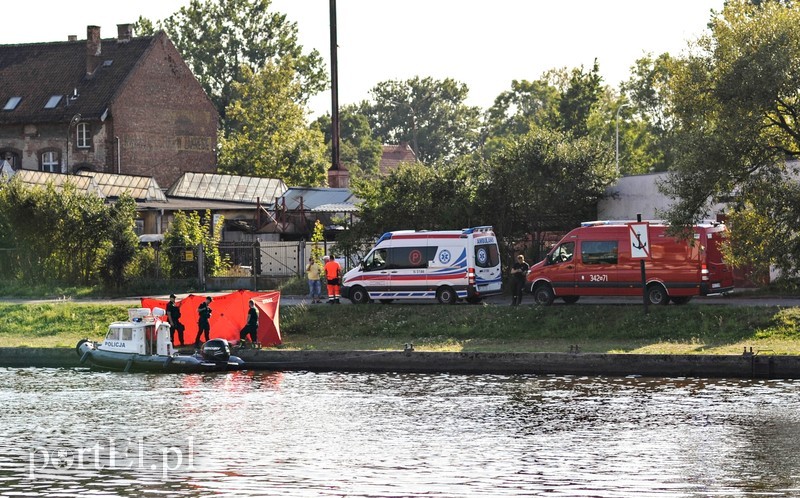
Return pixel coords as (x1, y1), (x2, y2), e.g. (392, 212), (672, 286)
(2, 292), (798, 307)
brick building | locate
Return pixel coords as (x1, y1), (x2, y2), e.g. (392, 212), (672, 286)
(0, 24), (218, 187)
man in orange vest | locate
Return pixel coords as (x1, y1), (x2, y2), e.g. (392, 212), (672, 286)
(323, 255), (342, 304)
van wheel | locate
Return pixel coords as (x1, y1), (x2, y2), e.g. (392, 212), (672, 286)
(466, 296), (482, 304)
(350, 286), (370, 304)
(670, 296), (692, 305)
(436, 286), (457, 305)
(532, 284), (555, 306)
(562, 296), (580, 304)
(646, 283), (670, 305)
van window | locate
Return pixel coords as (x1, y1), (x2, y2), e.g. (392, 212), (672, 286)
(363, 249), (388, 271)
(581, 241), (618, 265)
(387, 246), (437, 269)
(475, 243), (499, 268)
(548, 242), (575, 265)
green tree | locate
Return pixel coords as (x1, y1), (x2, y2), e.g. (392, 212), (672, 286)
(217, 63), (328, 186)
(311, 105), (383, 179)
(558, 60), (604, 137)
(102, 195), (140, 289)
(0, 178), (138, 286)
(363, 76), (482, 164)
(619, 53), (680, 172)
(483, 75), (562, 145)
(660, 0), (800, 276)
(310, 220), (325, 264)
(138, 0), (327, 128)
(480, 127), (616, 256)
(163, 210), (229, 279)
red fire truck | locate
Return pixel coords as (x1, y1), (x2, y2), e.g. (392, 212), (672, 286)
(525, 220), (735, 305)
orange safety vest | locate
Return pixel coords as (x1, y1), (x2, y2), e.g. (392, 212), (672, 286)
(324, 260), (341, 280)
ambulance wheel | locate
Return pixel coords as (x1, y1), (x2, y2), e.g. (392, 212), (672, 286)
(562, 296), (580, 304)
(670, 296), (692, 305)
(532, 284), (555, 306)
(350, 286), (370, 304)
(646, 283), (670, 305)
(436, 286), (457, 305)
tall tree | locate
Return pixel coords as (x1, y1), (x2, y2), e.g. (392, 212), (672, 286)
(137, 0), (327, 128)
(660, 0), (800, 276)
(619, 53), (680, 172)
(217, 63), (327, 186)
(480, 126), (616, 256)
(363, 77), (482, 164)
(558, 60), (604, 137)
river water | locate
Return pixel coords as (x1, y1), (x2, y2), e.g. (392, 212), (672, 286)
(1, 368), (800, 497)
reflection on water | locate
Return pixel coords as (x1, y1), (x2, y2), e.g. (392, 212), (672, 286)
(1, 368), (800, 497)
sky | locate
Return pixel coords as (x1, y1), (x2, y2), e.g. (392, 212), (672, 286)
(4, 0), (725, 118)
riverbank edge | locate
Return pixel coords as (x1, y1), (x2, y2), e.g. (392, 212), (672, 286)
(1, 348), (797, 379)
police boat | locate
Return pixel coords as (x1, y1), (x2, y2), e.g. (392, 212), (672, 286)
(75, 307), (245, 373)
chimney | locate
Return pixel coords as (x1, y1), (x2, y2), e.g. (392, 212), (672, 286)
(86, 25), (102, 76)
(327, 164), (350, 188)
(68, 35), (77, 42)
(117, 23), (133, 43)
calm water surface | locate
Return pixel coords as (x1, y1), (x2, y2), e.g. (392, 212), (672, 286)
(1, 368), (800, 497)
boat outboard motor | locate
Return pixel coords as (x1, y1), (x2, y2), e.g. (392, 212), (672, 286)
(201, 339), (231, 362)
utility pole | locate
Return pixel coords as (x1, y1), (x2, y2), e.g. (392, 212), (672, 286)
(329, 0), (341, 174)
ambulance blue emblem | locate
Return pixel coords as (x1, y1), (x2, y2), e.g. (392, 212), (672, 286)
(477, 247), (488, 265)
(439, 250), (451, 264)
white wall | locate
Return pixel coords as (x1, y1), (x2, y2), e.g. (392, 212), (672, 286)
(597, 172), (727, 222)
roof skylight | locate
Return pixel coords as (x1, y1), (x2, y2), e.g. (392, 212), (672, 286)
(44, 95), (62, 109)
(3, 96), (21, 111)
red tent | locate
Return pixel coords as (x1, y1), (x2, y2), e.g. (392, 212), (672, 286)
(141, 290), (282, 346)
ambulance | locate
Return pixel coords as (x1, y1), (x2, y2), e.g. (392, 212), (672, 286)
(341, 226), (503, 304)
(525, 220), (735, 305)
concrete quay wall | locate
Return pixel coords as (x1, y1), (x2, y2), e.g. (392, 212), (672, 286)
(4, 347), (799, 379)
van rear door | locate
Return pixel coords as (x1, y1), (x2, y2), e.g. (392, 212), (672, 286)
(702, 227), (734, 293)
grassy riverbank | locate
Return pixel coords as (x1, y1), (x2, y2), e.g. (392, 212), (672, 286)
(1, 302), (799, 354)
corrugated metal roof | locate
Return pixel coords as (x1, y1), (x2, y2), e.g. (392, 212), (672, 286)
(167, 172), (287, 204)
(11, 170), (103, 197)
(77, 171), (166, 201)
(311, 202), (360, 213)
(278, 187), (358, 211)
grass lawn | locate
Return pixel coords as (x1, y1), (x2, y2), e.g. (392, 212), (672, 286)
(0, 301), (797, 354)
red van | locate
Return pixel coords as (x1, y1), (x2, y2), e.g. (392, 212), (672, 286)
(525, 220), (735, 305)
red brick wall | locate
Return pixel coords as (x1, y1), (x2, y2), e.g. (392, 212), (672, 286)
(110, 33), (218, 188)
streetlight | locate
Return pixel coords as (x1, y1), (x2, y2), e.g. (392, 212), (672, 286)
(615, 103), (630, 174)
(67, 113), (81, 174)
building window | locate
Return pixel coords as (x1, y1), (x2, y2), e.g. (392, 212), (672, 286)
(40, 151), (60, 173)
(0, 150), (21, 168)
(44, 95), (62, 109)
(3, 97), (21, 111)
(76, 123), (91, 148)
(134, 219), (144, 236)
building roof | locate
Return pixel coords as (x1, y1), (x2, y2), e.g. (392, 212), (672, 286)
(0, 33), (158, 125)
(10, 170), (103, 197)
(167, 172), (287, 205)
(379, 143), (417, 175)
(277, 187), (358, 211)
(77, 171), (166, 202)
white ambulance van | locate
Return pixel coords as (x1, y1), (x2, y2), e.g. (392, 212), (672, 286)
(341, 226), (503, 304)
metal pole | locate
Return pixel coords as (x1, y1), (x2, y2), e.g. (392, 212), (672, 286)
(638, 213), (649, 315)
(329, 0), (341, 174)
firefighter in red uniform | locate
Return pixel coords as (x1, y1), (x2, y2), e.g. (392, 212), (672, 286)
(323, 255), (342, 304)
